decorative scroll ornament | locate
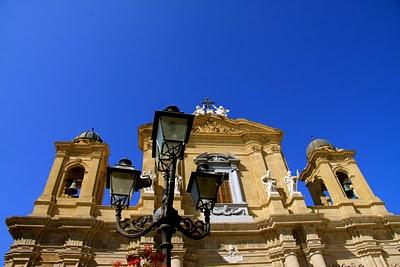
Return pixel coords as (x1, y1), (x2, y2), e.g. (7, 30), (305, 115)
(176, 213), (210, 240)
(211, 204), (246, 216)
(193, 119), (241, 134)
(338, 264), (364, 267)
(250, 144), (262, 153)
(115, 205), (212, 241)
(115, 207), (156, 238)
(264, 143), (281, 154)
(143, 139), (152, 151)
(210, 156), (226, 162)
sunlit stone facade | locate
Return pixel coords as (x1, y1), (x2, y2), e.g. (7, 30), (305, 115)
(5, 112), (400, 266)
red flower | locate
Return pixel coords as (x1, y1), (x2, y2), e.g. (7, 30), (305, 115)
(143, 245), (153, 258)
(112, 261), (123, 267)
(126, 248), (166, 266)
(150, 251), (165, 263)
(127, 255), (141, 266)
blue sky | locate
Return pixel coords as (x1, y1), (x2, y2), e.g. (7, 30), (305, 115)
(1, 0), (400, 263)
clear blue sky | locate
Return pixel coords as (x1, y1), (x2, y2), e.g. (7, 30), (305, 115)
(1, 0), (400, 263)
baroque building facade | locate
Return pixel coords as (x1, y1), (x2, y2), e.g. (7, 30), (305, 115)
(5, 105), (400, 267)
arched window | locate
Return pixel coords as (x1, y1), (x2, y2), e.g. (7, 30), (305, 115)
(307, 178), (333, 206)
(194, 153), (253, 222)
(194, 153), (244, 204)
(63, 166), (84, 198)
(336, 171), (357, 199)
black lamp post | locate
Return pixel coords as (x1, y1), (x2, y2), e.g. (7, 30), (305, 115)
(108, 106), (224, 267)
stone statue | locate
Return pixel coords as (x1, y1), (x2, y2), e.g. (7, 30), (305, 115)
(261, 170), (277, 194)
(212, 105), (230, 117)
(142, 170), (156, 193)
(227, 244), (238, 257)
(223, 244), (243, 263)
(174, 175), (182, 194)
(193, 105), (205, 116)
(284, 169), (299, 196)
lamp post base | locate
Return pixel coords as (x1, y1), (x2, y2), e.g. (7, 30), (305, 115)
(159, 224), (175, 267)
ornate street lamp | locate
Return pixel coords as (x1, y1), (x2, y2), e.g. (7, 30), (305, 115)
(187, 164), (225, 212)
(107, 159), (142, 208)
(152, 105), (194, 171)
(108, 106), (224, 267)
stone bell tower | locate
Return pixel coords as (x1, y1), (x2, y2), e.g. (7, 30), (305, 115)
(300, 138), (388, 216)
(32, 129), (109, 218)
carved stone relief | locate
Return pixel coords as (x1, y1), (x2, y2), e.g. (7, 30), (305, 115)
(211, 205), (247, 216)
(264, 144), (281, 155)
(193, 119), (242, 134)
(222, 244), (243, 263)
(143, 139), (152, 151)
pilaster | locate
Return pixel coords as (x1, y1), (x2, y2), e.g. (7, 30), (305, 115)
(286, 192), (310, 214)
(263, 192), (288, 216)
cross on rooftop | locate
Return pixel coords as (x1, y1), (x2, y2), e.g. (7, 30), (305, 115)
(201, 97), (215, 110)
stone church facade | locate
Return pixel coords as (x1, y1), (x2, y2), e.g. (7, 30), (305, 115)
(5, 106), (400, 266)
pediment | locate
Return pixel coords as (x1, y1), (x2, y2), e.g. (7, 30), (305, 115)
(138, 114), (283, 150)
(192, 115), (282, 136)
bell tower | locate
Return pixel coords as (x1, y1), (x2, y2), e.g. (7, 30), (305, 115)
(32, 129), (109, 218)
(300, 139), (388, 215)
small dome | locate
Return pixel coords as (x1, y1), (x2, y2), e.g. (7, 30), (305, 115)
(74, 129), (103, 143)
(306, 138), (333, 158)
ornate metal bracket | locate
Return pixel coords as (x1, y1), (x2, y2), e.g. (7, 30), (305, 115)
(114, 205), (159, 238)
(114, 205), (211, 240)
(176, 209), (211, 240)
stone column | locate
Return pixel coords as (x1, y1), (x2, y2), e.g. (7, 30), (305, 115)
(41, 150), (67, 197)
(284, 252), (300, 267)
(79, 157), (101, 201)
(279, 228), (301, 267)
(317, 162), (346, 203)
(32, 149), (67, 216)
(309, 251), (327, 267)
(171, 255), (183, 267)
(230, 169), (244, 203)
(171, 236), (185, 267)
(142, 138), (156, 173)
(245, 140), (270, 203)
(263, 143), (290, 196)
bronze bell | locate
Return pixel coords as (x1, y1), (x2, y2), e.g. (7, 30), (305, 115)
(65, 180), (79, 197)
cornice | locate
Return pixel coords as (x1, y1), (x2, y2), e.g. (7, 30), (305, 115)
(256, 214), (325, 230)
(138, 115), (284, 151)
(300, 149), (356, 181)
(308, 149), (356, 164)
(55, 142), (109, 158)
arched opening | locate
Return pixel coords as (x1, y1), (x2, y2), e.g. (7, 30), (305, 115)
(307, 178), (333, 206)
(63, 166), (84, 198)
(336, 171), (357, 199)
(194, 153), (243, 204)
(194, 153), (253, 222)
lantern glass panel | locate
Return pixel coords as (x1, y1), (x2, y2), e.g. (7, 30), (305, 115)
(156, 122), (166, 158)
(159, 116), (189, 142)
(110, 171), (136, 197)
(189, 178), (200, 207)
(196, 174), (220, 199)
